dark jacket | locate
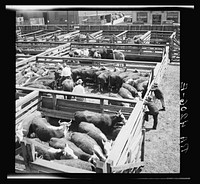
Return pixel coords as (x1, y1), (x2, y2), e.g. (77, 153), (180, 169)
(144, 101), (159, 115)
(151, 87), (164, 99)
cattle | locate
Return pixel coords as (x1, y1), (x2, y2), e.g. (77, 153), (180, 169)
(23, 83), (52, 90)
(52, 159), (96, 171)
(118, 87), (135, 100)
(108, 93), (124, 106)
(119, 71), (140, 83)
(135, 80), (149, 98)
(74, 110), (126, 135)
(108, 70), (124, 92)
(77, 122), (112, 157)
(96, 70), (111, 92)
(106, 121), (125, 141)
(122, 83), (138, 97)
(89, 48), (101, 58)
(17, 111), (42, 138)
(62, 78), (74, 99)
(70, 132), (106, 161)
(98, 48), (126, 67)
(28, 117), (71, 142)
(113, 49), (126, 67)
(49, 137), (99, 164)
(25, 137), (78, 161)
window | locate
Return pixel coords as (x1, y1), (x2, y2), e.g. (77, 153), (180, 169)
(136, 12), (148, 23)
(166, 12), (179, 23)
(152, 14), (162, 24)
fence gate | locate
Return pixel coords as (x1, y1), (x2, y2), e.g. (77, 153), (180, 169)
(169, 32), (180, 63)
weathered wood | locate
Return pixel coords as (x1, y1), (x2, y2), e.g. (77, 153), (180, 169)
(16, 97), (41, 118)
(36, 55), (159, 66)
(70, 42), (166, 48)
(111, 161), (145, 173)
(16, 86), (139, 104)
(30, 159), (95, 173)
(106, 101), (143, 166)
(16, 105), (38, 125)
(40, 107), (75, 120)
(16, 90), (39, 109)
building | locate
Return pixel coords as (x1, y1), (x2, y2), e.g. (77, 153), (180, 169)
(132, 11), (180, 24)
(16, 11), (79, 25)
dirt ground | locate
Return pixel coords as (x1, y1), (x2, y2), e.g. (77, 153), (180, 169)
(141, 63), (180, 173)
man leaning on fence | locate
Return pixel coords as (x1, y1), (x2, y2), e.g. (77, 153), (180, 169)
(144, 95), (159, 130)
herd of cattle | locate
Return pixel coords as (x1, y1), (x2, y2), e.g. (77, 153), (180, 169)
(17, 61), (150, 103)
(16, 108), (127, 171)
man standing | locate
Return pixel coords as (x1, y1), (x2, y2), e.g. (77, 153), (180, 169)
(144, 95), (159, 130)
(151, 82), (165, 111)
(72, 79), (86, 101)
(60, 62), (72, 84)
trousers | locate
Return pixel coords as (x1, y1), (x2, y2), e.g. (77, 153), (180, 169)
(144, 111), (158, 129)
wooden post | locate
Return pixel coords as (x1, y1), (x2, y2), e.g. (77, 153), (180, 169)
(52, 93), (57, 110)
(141, 116), (145, 162)
(100, 99), (104, 113)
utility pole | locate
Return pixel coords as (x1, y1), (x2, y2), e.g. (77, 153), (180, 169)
(67, 11), (69, 32)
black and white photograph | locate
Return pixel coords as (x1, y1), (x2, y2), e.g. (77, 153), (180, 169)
(6, 4), (192, 180)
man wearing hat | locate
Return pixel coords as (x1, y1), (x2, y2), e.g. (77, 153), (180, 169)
(60, 62), (72, 84)
(72, 79), (85, 101)
(144, 95), (159, 130)
(151, 82), (165, 111)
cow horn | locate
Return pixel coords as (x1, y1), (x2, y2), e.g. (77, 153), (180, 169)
(58, 119), (61, 125)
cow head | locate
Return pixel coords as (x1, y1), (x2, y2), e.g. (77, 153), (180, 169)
(58, 119), (72, 138)
(61, 143), (78, 159)
(102, 139), (113, 157)
(116, 109), (127, 124)
(88, 152), (99, 166)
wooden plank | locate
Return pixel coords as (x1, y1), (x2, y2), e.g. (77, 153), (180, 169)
(16, 86), (139, 104)
(16, 42), (70, 68)
(16, 90), (39, 108)
(102, 104), (133, 114)
(40, 107), (74, 120)
(36, 55), (159, 66)
(16, 105), (37, 125)
(15, 146), (22, 155)
(30, 159), (95, 173)
(70, 42), (166, 48)
(106, 101), (143, 166)
(15, 158), (25, 165)
(57, 98), (101, 111)
(111, 161), (144, 173)
(16, 98), (41, 118)
(116, 114), (143, 165)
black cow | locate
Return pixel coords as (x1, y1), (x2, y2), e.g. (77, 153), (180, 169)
(108, 71), (124, 92)
(74, 110), (126, 135)
(96, 70), (111, 92)
(62, 78), (74, 99)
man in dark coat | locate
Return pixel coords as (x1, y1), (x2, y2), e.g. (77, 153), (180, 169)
(144, 96), (159, 130)
(151, 82), (165, 111)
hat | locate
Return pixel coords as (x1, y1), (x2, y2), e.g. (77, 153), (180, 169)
(76, 79), (83, 85)
(145, 95), (153, 102)
(153, 82), (158, 87)
(151, 82), (158, 90)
